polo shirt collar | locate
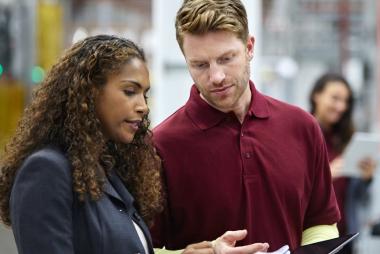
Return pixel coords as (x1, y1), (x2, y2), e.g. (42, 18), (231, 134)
(185, 80), (270, 130)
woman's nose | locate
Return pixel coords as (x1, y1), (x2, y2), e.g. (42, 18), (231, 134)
(136, 95), (148, 115)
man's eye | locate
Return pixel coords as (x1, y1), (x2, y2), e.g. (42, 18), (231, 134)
(193, 63), (207, 69)
(220, 56), (232, 63)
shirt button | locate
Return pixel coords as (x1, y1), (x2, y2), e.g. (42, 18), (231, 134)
(133, 211), (141, 221)
(241, 132), (244, 137)
(245, 152), (251, 159)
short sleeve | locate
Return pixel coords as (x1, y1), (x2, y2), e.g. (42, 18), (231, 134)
(303, 123), (341, 229)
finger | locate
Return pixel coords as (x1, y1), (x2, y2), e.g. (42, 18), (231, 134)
(185, 241), (212, 250)
(224, 243), (269, 254)
(221, 229), (248, 243)
(258, 246), (290, 254)
(276, 245), (290, 253)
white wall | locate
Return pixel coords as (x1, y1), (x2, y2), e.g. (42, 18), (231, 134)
(0, 224), (17, 254)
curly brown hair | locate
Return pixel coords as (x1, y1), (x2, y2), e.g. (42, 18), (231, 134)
(0, 35), (163, 226)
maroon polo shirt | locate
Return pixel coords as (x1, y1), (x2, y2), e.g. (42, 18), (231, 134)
(151, 82), (340, 251)
(323, 131), (349, 235)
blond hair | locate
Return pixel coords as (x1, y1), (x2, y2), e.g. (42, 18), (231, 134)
(175, 0), (249, 50)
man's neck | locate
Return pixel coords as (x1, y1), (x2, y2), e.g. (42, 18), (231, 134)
(199, 84), (252, 123)
(234, 85), (252, 123)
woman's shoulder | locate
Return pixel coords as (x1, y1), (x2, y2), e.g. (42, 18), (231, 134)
(26, 145), (69, 164)
(17, 145), (72, 182)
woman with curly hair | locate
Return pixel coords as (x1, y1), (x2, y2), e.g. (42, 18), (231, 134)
(0, 35), (270, 254)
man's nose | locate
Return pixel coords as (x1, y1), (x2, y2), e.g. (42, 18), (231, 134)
(209, 64), (225, 85)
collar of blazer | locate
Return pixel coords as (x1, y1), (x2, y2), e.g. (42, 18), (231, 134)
(103, 171), (134, 210)
(104, 170), (155, 253)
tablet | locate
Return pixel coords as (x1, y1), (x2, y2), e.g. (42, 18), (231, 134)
(341, 132), (380, 177)
(292, 233), (359, 254)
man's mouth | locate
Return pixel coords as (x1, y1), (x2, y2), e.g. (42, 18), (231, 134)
(210, 85), (232, 94)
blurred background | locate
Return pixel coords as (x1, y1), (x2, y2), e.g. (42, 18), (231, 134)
(0, 0), (379, 253)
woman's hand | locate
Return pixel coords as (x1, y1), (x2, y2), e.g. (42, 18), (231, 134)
(358, 157), (377, 181)
(330, 157), (344, 178)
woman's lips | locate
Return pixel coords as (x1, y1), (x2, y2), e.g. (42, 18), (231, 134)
(124, 120), (141, 131)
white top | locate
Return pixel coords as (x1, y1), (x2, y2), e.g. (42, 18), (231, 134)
(133, 221), (149, 254)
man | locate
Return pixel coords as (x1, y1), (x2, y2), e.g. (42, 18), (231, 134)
(151, 0), (340, 251)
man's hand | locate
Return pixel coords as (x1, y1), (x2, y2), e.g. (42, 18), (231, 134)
(182, 241), (213, 254)
(257, 245), (290, 254)
(213, 230), (269, 254)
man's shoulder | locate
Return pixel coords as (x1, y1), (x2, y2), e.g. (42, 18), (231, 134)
(152, 105), (200, 151)
(153, 106), (190, 135)
(265, 95), (316, 124)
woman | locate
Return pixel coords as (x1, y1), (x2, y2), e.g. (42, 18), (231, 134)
(309, 72), (376, 254)
(0, 35), (270, 254)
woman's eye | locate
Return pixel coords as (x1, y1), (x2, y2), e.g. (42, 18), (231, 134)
(123, 90), (135, 96)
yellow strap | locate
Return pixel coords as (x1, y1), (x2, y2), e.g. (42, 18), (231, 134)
(301, 223), (339, 246)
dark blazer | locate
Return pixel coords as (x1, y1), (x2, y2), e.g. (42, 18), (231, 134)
(10, 146), (154, 254)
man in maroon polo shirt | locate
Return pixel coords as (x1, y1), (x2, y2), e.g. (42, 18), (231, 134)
(151, 0), (341, 252)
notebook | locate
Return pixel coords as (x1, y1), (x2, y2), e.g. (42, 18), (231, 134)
(292, 233), (359, 254)
(342, 132), (380, 177)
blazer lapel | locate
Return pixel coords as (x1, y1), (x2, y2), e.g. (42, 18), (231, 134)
(105, 171), (154, 254)
(104, 172), (134, 209)
(103, 178), (123, 202)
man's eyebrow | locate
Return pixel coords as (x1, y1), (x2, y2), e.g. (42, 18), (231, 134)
(188, 50), (236, 63)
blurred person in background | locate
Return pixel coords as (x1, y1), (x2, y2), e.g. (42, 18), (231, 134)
(309, 72), (377, 254)
(0, 34), (271, 254)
